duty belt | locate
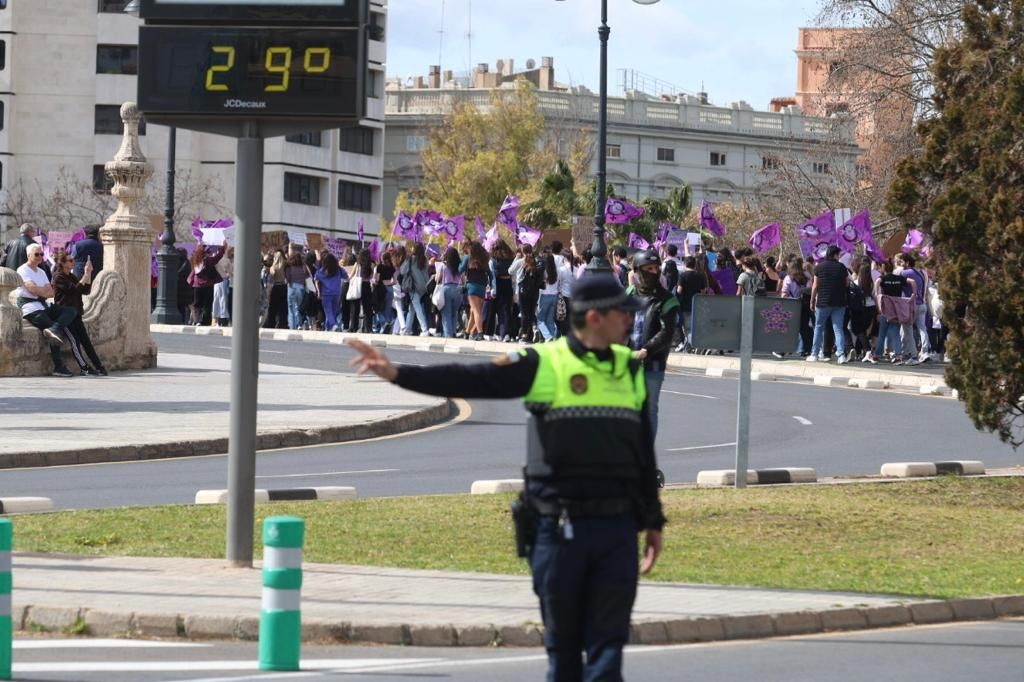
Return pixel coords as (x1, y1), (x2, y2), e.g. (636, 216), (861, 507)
(531, 497), (633, 518)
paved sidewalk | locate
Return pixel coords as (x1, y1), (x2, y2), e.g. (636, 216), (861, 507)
(153, 324), (951, 391)
(0, 352), (449, 469)
(13, 553), (1021, 647)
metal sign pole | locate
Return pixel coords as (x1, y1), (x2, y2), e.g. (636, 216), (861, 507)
(734, 295), (754, 489)
(226, 124), (264, 566)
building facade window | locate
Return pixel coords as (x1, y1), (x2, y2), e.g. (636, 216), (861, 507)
(0, 101), (4, 131)
(369, 11), (386, 41)
(367, 70), (381, 98)
(812, 162), (831, 175)
(95, 105), (145, 135)
(606, 144), (621, 159)
(338, 180), (373, 212)
(283, 172), (321, 206)
(710, 151), (727, 167)
(405, 135), (427, 152)
(656, 147), (675, 162)
(761, 155), (781, 171)
(92, 165), (113, 194)
(96, 45), (138, 75)
(285, 130), (323, 147)
(339, 126), (375, 155)
(97, 0), (130, 12)
(0, 41), (6, 70)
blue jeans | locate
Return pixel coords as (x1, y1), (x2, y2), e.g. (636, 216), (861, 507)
(286, 283), (305, 330)
(538, 294), (559, 341)
(530, 514), (637, 682)
(374, 286), (395, 332)
(875, 316), (902, 356)
(811, 305), (846, 358)
(441, 284), (461, 337)
(405, 294), (429, 334)
(645, 367), (665, 438)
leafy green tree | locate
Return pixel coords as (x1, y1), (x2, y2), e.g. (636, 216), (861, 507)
(888, 0), (1024, 447)
(395, 80), (552, 227)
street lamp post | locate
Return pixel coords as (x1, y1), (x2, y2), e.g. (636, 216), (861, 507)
(559, 0), (661, 274)
(150, 126), (182, 324)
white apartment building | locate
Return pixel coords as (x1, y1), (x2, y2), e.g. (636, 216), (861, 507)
(0, 0), (387, 242)
(384, 58), (861, 219)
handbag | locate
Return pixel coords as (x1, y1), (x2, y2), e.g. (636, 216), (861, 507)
(304, 275), (316, 294)
(346, 275), (363, 301)
(431, 281), (446, 310)
(556, 296), (567, 322)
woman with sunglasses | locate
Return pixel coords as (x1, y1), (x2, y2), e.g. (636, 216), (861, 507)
(51, 248), (107, 375)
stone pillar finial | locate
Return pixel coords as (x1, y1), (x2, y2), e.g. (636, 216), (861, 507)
(99, 101), (157, 368)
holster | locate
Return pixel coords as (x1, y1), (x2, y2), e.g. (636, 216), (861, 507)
(510, 492), (538, 559)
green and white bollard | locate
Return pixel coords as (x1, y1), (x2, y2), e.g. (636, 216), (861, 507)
(0, 519), (11, 680)
(258, 516), (304, 672)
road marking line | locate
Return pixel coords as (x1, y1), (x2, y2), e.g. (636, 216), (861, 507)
(256, 469), (399, 480)
(663, 390), (720, 400)
(792, 416), (813, 425)
(15, 639), (207, 649)
(15, 658), (441, 674)
(666, 442), (737, 452)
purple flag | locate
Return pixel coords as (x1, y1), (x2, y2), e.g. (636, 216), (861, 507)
(850, 210), (884, 262)
(837, 210), (870, 254)
(749, 223), (782, 254)
(69, 228), (87, 245)
(628, 232), (650, 250)
(514, 223), (542, 247)
(432, 214), (465, 242)
(902, 228), (925, 253)
(699, 199), (726, 237)
(367, 238), (381, 262)
(191, 216), (205, 241)
(474, 216), (487, 240)
(425, 243), (442, 259)
(356, 219), (365, 243)
(655, 223), (673, 246)
(393, 211), (418, 241)
(482, 222), (500, 252)
(498, 195), (520, 227)
(604, 197), (644, 225)
(798, 210), (836, 257)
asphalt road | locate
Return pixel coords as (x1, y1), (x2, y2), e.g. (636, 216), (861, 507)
(12, 620), (1024, 681)
(0, 332), (1017, 510)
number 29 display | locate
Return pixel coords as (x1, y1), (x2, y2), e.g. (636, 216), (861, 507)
(138, 26), (361, 118)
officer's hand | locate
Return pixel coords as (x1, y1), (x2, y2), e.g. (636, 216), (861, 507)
(640, 529), (662, 575)
(345, 339), (398, 382)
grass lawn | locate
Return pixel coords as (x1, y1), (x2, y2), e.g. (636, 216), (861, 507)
(10, 477), (1024, 599)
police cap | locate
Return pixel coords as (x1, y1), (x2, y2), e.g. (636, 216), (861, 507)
(570, 273), (644, 313)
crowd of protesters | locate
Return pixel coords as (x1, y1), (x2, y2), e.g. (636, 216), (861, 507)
(188, 235), (945, 370)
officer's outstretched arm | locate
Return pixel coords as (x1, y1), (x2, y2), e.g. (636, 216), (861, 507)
(347, 339), (399, 382)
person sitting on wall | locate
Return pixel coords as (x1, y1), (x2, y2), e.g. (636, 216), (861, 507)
(14, 243), (79, 377)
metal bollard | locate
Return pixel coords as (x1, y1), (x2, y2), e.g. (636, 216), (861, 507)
(0, 519), (11, 680)
(258, 516), (304, 671)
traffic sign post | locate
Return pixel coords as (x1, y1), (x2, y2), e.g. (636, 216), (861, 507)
(136, 0), (369, 566)
(691, 295), (801, 488)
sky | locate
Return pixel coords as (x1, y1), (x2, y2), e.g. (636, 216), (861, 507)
(387, 0), (824, 112)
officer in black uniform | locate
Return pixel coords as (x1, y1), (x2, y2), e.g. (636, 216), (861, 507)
(347, 273), (665, 682)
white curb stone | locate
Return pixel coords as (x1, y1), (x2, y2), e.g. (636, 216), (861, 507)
(696, 470), (757, 486)
(443, 346), (462, 354)
(785, 468), (819, 483)
(750, 372), (776, 381)
(309, 486), (358, 500)
(470, 479), (524, 494)
(848, 378), (889, 389)
(0, 497), (54, 513)
(880, 462), (937, 478)
(195, 489), (271, 505)
(919, 384), (947, 396)
(705, 368), (726, 378)
(813, 375), (843, 387)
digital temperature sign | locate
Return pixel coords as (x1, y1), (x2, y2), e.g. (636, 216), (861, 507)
(137, 26), (363, 120)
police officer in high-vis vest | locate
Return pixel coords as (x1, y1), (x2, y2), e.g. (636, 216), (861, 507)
(347, 273), (666, 682)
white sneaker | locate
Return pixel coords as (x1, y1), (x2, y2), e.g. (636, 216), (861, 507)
(419, 331), (430, 337)
(837, 355), (848, 365)
(863, 353), (878, 364)
(806, 355), (818, 363)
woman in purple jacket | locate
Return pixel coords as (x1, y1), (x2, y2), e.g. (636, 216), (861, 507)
(187, 241), (226, 326)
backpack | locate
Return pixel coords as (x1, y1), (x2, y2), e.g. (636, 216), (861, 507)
(753, 273), (767, 297)
(663, 259), (679, 291)
(400, 261), (414, 295)
(847, 282), (865, 313)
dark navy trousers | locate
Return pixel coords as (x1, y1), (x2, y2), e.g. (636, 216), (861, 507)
(530, 513), (638, 682)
